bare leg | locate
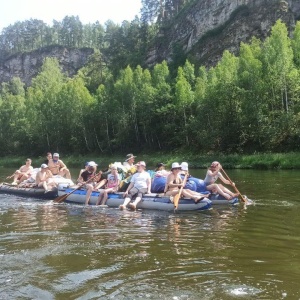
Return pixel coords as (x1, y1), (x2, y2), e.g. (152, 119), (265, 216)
(219, 184), (238, 198)
(165, 190), (179, 196)
(12, 171), (21, 184)
(16, 174), (30, 187)
(47, 181), (57, 190)
(129, 197), (141, 210)
(119, 197), (131, 210)
(181, 189), (204, 202)
(85, 184), (93, 205)
(206, 184), (231, 200)
(95, 179), (106, 190)
(96, 192), (104, 205)
(59, 169), (71, 179)
(101, 190), (111, 205)
(43, 181), (48, 191)
(188, 190), (210, 198)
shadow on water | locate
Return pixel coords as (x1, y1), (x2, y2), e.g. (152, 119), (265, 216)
(0, 169), (300, 299)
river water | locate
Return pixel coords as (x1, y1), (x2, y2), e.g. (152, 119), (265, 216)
(0, 168), (299, 299)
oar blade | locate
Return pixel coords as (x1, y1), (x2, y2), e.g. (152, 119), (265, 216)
(53, 194), (68, 203)
(173, 194), (180, 209)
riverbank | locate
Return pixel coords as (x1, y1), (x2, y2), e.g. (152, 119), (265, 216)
(0, 152), (299, 169)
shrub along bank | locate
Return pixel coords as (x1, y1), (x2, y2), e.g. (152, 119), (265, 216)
(0, 152), (299, 170)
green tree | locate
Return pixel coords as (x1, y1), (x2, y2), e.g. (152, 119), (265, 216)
(174, 66), (194, 146)
(133, 66), (156, 149)
(291, 21), (300, 68)
(238, 38), (268, 150)
(151, 61), (173, 149)
(56, 76), (95, 153)
(0, 78), (26, 154)
(113, 65), (136, 148)
(27, 58), (65, 153)
(263, 20), (294, 113)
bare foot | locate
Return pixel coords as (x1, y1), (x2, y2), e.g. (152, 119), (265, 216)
(128, 203), (136, 210)
(224, 194), (232, 200)
(194, 196), (205, 203)
(119, 205), (125, 210)
(194, 198), (201, 203)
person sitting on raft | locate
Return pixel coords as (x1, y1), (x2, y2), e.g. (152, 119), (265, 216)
(204, 161), (238, 200)
(36, 164), (57, 192)
(11, 158), (34, 185)
(78, 161), (100, 205)
(77, 162), (89, 183)
(154, 163), (169, 178)
(119, 161), (151, 210)
(43, 152), (52, 165)
(122, 153), (137, 176)
(123, 153), (136, 169)
(96, 164), (120, 205)
(164, 162), (208, 203)
(48, 153), (71, 179)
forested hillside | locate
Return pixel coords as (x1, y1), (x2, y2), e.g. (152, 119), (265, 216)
(0, 1), (300, 156)
(0, 20), (299, 156)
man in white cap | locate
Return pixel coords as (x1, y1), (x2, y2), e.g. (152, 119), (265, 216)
(36, 163), (56, 192)
(119, 161), (151, 210)
(47, 153), (71, 179)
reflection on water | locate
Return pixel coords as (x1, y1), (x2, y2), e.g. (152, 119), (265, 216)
(0, 169), (300, 299)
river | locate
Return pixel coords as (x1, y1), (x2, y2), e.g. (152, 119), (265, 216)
(0, 168), (299, 299)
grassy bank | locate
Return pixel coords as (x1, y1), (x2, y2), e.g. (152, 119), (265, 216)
(0, 152), (300, 170)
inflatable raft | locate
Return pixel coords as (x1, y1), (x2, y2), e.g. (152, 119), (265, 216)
(0, 182), (58, 199)
(57, 188), (239, 210)
(0, 177), (73, 200)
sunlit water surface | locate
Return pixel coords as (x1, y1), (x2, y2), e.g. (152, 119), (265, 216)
(0, 168), (300, 299)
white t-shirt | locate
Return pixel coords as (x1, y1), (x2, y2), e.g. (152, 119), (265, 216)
(131, 171), (151, 189)
(204, 171), (221, 185)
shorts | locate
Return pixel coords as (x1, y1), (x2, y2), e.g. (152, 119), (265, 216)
(127, 187), (148, 200)
(84, 182), (96, 189)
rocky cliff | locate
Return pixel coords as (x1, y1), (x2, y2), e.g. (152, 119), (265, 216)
(0, 46), (94, 86)
(146, 0), (300, 67)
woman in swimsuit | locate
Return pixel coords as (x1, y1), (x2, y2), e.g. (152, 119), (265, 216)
(164, 162), (208, 203)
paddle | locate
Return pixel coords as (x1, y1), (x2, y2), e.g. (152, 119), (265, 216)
(5, 172), (15, 180)
(53, 171), (101, 203)
(173, 172), (188, 210)
(221, 168), (249, 204)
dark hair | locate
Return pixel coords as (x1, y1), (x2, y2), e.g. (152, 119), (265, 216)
(156, 163), (165, 168)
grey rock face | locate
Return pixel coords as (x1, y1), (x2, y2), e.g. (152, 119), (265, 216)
(0, 46), (94, 86)
(146, 0), (300, 67)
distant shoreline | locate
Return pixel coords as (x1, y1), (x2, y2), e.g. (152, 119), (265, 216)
(0, 152), (299, 170)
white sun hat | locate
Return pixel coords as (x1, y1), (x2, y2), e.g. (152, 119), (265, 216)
(88, 161), (98, 167)
(171, 162), (181, 170)
(181, 162), (188, 171)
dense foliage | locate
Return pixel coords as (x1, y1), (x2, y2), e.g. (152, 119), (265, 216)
(0, 16), (157, 77)
(0, 20), (300, 156)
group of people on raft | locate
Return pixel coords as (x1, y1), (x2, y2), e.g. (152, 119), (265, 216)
(8, 152), (71, 192)
(8, 152), (238, 208)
